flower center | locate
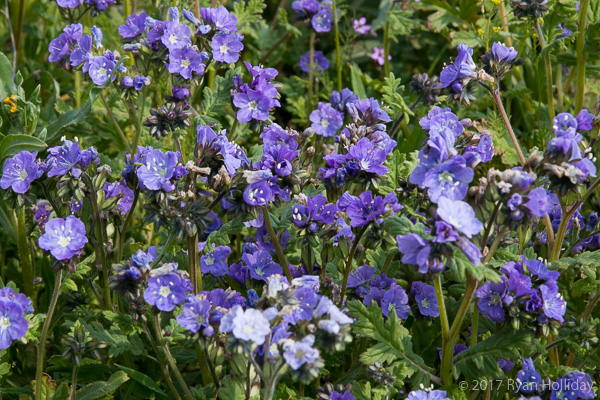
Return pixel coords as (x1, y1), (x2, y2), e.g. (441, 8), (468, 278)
(321, 119), (329, 127)
(220, 44), (229, 54)
(248, 101), (258, 110)
(360, 159), (371, 170)
(169, 34), (178, 45)
(58, 235), (71, 247)
(204, 254), (215, 266)
(159, 285), (171, 297)
(98, 67), (106, 77)
(19, 169), (28, 180)
(243, 324), (254, 334)
(420, 299), (429, 308)
(438, 171), (454, 184)
(0, 316), (10, 329)
(181, 58), (190, 68)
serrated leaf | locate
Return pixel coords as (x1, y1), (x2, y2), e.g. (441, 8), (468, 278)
(75, 371), (129, 400)
(85, 322), (145, 357)
(347, 300), (438, 385)
(206, 219), (245, 246)
(233, 0), (266, 32)
(453, 330), (534, 380)
(218, 377), (245, 400)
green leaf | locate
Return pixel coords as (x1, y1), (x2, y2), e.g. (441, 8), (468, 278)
(0, 362), (10, 377)
(218, 377), (245, 400)
(384, 215), (428, 237)
(49, 383), (70, 400)
(350, 64), (368, 99)
(381, 73), (410, 121)
(348, 300), (436, 385)
(206, 219), (245, 246)
(453, 330), (534, 380)
(85, 322), (145, 358)
(0, 52), (15, 99)
(74, 371), (129, 400)
(0, 134), (47, 161)
(446, 247), (501, 283)
(233, 0), (266, 32)
(115, 365), (170, 399)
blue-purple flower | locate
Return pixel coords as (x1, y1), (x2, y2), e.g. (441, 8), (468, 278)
(407, 390), (450, 400)
(381, 283), (410, 319)
(517, 357), (541, 394)
(338, 191), (402, 227)
(144, 273), (188, 312)
(168, 48), (207, 79)
(119, 12), (148, 39)
(220, 305), (270, 345)
(137, 149), (179, 192)
(439, 43), (477, 92)
(200, 245), (231, 277)
(211, 33), (244, 63)
(0, 297), (29, 350)
(475, 277), (508, 323)
(38, 216), (88, 260)
(436, 197), (483, 238)
(88, 56), (116, 86)
(411, 281), (439, 317)
(176, 296), (211, 334)
(309, 102), (343, 137)
(242, 250), (282, 281)
(299, 50), (329, 74)
(346, 138), (389, 176)
(1, 151), (39, 194)
(422, 155), (473, 203)
(283, 334), (320, 369)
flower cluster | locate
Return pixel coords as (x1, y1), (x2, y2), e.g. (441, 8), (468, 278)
(232, 62), (281, 123)
(476, 257), (565, 334)
(516, 358), (594, 399)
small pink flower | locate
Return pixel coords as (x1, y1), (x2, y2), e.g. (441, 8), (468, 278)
(371, 47), (391, 66)
(353, 17), (371, 35)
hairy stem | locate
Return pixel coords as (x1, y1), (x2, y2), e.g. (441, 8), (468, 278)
(575, 0), (590, 113)
(35, 270), (63, 400)
(100, 93), (132, 153)
(383, 2), (396, 77)
(534, 19), (554, 119)
(141, 321), (181, 400)
(470, 303), (479, 348)
(17, 208), (34, 300)
(70, 364), (79, 400)
(307, 30), (316, 114)
(491, 89), (526, 165)
(332, 0), (342, 92)
(153, 315), (195, 400)
(339, 224), (369, 306)
(434, 275), (450, 348)
(261, 206), (292, 282)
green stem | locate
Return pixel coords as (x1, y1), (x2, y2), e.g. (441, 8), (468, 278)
(150, 232), (175, 269)
(35, 269), (63, 400)
(141, 322), (181, 400)
(17, 208), (34, 300)
(556, 62), (563, 113)
(574, 0), (590, 113)
(153, 315), (195, 400)
(470, 303), (479, 348)
(100, 93), (132, 153)
(550, 177), (600, 261)
(188, 235), (202, 292)
(14, 0), (24, 65)
(132, 89), (147, 152)
(70, 364), (79, 400)
(261, 206), (292, 282)
(331, 0), (342, 92)
(83, 173), (111, 308)
(117, 188), (139, 262)
(380, 253), (394, 275)
(339, 224), (369, 306)
(307, 30), (316, 114)
(74, 71), (81, 109)
(534, 19), (554, 119)
(383, 2), (396, 77)
(434, 275), (450, 347)
(491, 89), (526, 165)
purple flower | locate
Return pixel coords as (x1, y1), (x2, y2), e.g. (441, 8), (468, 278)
(283, 335), (320, 369)
(48, 33), (71, 63)
(70, 35), (92, 72)
(309, 102), (343, 137)
(284, 286), (319, 324)
(1, 151), (39, 194)
(331, 391), (356, 400)
(540, 281), (566, 322)
(346, 138), (389, 176)
(226, 306), (270, 344)
(407, 390), (450, 400)
(338, 191), (402, 227)
(396, 234), (438, 274)
(353, 17), (371, 35)
(576, 109), (594, 131)
(199, 6), (239, 33)
(299, 50), (329, 74)
(0, 287), (33, 315)
(523, 257), (560, 281)
(433, 221), (460, 243)
(491, 41), (518, 62)
(88, 56), (116, 86)
(423, 155), (473, 203)
(176, 296), (211, 333)
(161, 21), (191, 51)
(292, 194), (337, 229)
(523, 188), (551, 218)
(233, 89), (272, 123)
(551, 371), (595, 400)
(168, 48), (206, 79)
(143, 273), (187, 312)
(200, 245), (231, 277)
(137, 149), (179, 192)
(242, 250), (282, 281)
(475, 277), (508, 323)
(57, 0), (81, 8)
(311, 6), (333, 33)
(464, 134), (494, 165)
(411, 281), (439, 317)
(330, 88), (358, 113)
(119, 12), (148, 39)
(381, 283), (410, 319)
(436, 197), (483, 238)
(370, 47), (390, 66)
(103, 182), (134, 215)
(517, 357), (541, 394)
(0, 298), (29, 350)
(347, 265), (376, 288)
(211, 33), (244, 63)
(131, 246), (157, 272)
(439, 44), (477, 91)
(38, 216), (88, 260)
(243, 180), (275, 206)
